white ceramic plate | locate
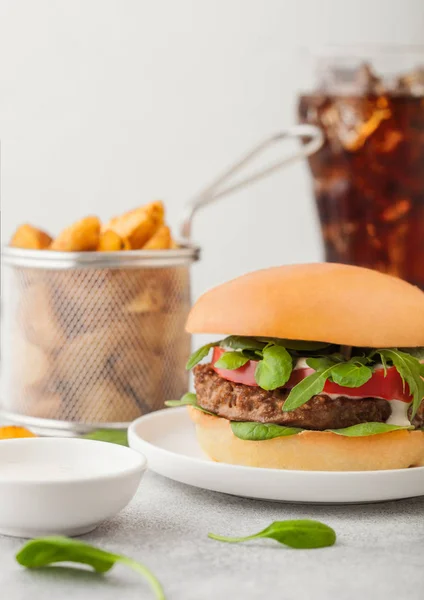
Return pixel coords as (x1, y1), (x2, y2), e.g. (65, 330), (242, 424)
(0, 438), (146, 537)
(128, 407), (424, 504)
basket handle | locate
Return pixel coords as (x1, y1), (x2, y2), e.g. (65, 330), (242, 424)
(179, 124), (323, 240)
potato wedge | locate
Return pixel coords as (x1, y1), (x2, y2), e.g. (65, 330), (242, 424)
(10, 224), (52, 250)
(50, 216), (100, 251)
(125, 283), (166, 313)
(122, 236), (132, 250)
(143, 224), (171, 250)
(13, 335), (50, 388)
(97, 230), (125, 251)
(70, 381), (141, 422)
(55, 331), (113, 384)
(21, 392), (63, 420)
(19, 282), (63, 351)
(0, 426), (36, 439)
(103, 201), (164, 249)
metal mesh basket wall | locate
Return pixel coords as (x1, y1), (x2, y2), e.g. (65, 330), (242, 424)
(1, 249), (196, 431)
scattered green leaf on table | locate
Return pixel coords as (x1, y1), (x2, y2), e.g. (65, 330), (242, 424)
(208, 520), (336, 549)
(16, 536), (165, 600)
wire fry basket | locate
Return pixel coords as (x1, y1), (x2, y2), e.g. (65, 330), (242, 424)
(0, 248), (198, 434)
(0, 124), (323, 434)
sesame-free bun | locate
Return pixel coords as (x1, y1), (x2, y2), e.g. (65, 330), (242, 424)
(186, 263), (424, 347)
(188, 407), (424, 471)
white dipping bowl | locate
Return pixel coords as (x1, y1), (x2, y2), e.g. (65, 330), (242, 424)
(0, 437), (146, 538)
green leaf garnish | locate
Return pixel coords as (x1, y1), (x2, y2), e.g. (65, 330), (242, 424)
(208, 520), (336, 549)
(214, 351), (250, 370)
(285, 355), (373, 412)
(16, 537), (165, 600)
(230, 422), (302, 441)
(230, 420), (416, 440)
(220, 336), (266, 352)
(329, 362), (373, 388)
(82, 429), (128, 446)
(376, 349), (424, 418)
(283, 370), (330, 412)
(399, 347), (424, 361)
(254, 345), (293, 391)
(329, 422), (413, 436)
(257, 339), (332, 351)
(165, 393), (214, 415)
(186, 342), (220, 370)
(306, 356), (339, 371)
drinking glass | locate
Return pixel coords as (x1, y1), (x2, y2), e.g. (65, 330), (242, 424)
(298, 46), (424, 288)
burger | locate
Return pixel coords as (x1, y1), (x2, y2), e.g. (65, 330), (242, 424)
(167, 263), (424, 471)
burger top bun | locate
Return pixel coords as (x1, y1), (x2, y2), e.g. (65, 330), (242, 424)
(186, 263), (424, 347)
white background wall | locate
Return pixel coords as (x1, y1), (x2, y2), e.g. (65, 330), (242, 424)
(1, 0), (424, 303)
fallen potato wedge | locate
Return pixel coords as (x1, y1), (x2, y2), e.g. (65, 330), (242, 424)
(97, 230), (125, 251)
(10, 224), (53, 250)
(0, 426), (36, 439)
(103, 201), (164, 249)
(50, 216), (101, 251)
(143, 224), (171, 250)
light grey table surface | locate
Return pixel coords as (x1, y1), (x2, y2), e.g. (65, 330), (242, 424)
(0, 470), (423, 600)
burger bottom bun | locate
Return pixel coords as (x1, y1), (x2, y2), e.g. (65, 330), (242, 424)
(188, 407), (424, 472)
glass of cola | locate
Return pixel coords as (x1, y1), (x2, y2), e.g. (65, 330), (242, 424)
(298, 47), (424, 288)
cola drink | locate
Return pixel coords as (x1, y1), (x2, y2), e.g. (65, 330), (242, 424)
(298, 58), (424, 288)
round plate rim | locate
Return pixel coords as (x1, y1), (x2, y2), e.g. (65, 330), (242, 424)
(128, 406), (424, 479)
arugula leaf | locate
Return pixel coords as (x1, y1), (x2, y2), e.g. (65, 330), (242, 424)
(329, 422), (413, 436)
(376, 349), (424, 418)
(165, 393), (214, 415)
(82, 429), (128, 446)
(220, 336), (266, 352)
(257, 338), (332, 351)
(306, 356), (338, 371)
(186, 342), (220, 370)
(229, 420), (415, 440)
(241, 349), (264, 361)
(208, 520), (336, 549)
(230, 422), (302, 441)
(330, 362), (373, 388)
(379, 352), (389, 375)
(254, 345), (293, 391)
(283, 370), (330, 412)
(214, 351), (250, 370)
(399, 347), (424, 360)
(16, 536), (165, 600)
(284, 355), (374, 412)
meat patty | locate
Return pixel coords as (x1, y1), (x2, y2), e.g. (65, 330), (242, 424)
(194, 364), (392, 430)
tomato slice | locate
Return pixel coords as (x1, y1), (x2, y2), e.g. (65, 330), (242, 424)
(211, 347), (412, 402)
